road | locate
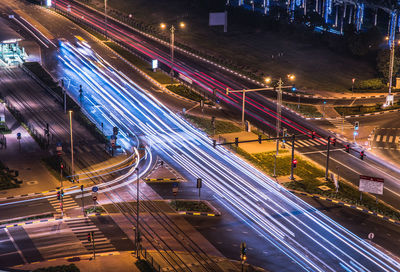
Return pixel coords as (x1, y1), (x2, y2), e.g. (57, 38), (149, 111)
(51, 37), (400, 271)
(48, 0), (400, 211)
(0, 1), (399, 270)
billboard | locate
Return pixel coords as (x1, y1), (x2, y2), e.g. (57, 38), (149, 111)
(359, 175), (384, 195)
(209, 11), (227, 32)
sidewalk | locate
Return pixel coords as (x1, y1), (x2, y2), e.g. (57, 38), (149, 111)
(14, 251), (140, 272)
(0, 107), (59, 198)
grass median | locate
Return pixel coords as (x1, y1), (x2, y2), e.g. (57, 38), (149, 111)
(335, 103), (400, 116)
(284, 103), (322, 118)
(170, 200), (214, 213)
(233, 147), (400, 221)
(184, 114), (242, 135)
(104, 41), (174, 84)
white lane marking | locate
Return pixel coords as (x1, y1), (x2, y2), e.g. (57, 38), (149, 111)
(4, 228), (27, 264)
(375, 135), (381, 142)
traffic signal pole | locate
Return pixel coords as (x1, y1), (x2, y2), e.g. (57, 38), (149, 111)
(136, 168), (140, 259)
(325, 136), (331, 181)
(290, 135), (295, 181)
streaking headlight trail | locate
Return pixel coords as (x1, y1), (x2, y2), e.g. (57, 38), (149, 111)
(57, 40), (400, 272)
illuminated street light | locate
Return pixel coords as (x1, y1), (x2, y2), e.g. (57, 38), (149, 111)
(288, 74), (296, 81)
(265, 77), (271, 84)
(160, 22), (186, 77)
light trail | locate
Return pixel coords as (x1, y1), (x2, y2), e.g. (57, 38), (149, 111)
(55, 0), (327, 143)
(56, 40), (400, 271)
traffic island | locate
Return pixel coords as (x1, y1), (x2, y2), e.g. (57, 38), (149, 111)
(169, 200), (221, 217)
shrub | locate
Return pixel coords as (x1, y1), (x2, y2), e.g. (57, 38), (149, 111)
(354, 78), (385, 90)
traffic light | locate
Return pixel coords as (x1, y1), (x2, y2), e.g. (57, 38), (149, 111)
(331, 138), (336, 146)
(113, 126), (119, 135)
(354, 121), (359, 131)
(225, 88), (229, 95)
(311, 131), (316, 139)
(345, 144), (350, 153)
(57, 191), (60, 200)
(291, 84), (296, 92)
(292, 159), (297, 168)
(80, 185), (84, 191)
(360, 151), (365, 160)
(61, 189), (64, 197)
(240, 242), (247, 262)
(213, 139), (216, 148)
(258, 134), (262, 144)
(87, 232), (92, 242)
(235, 137), (239, 147)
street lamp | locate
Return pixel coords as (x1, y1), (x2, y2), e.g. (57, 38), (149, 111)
(69, 110), (75, 180)
(385, 36), (400, 106)
(104, 0), (108, 37)
(160, 22), (185, 77)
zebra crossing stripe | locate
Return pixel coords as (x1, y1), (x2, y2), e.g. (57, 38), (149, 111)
(389, 136), (394, 143)
(376, 135), (381, 142)
(396, 136), (400, 143)
(382, 135), (387, 142)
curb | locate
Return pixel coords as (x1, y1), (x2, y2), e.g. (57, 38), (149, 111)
(13, 251), (121, 268)
(0, 185), (79, 202)
(289, 190), (400, 226)
(177, 211), (219, 217)
(143, 178), (180, 182)
(0, 213), (108, 229)
(305, 109), (400, 120)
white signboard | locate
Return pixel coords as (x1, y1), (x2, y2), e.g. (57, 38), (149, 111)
(179, 73), (193, 85)
(152, 59), (158, 70)
(359, 175), (384, 195)
(209, 11), (227, 32)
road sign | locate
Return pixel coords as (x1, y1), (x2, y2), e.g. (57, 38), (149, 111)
(172, 187), (178, 194)
(368, 233), (375, 240)
(172, 182), (178, 188)
(92, 186), (99, 193)
(92, 196), (97, 201)
(17, 133), (21, 140)
(359, 175), (384, 195)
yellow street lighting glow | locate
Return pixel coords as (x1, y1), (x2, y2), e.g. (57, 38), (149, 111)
(385, 36), (389, 40)
(179, 22), (186, 28)
(160, 23), (166, 29)
(288, 74), (295, 80)
(265, 77), (271, 84)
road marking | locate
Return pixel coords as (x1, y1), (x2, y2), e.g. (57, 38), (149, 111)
(389, 136), (394, 143)
(376, 135), (381, 142)
(396, 136), (400, 144)
(382, 135), (387, 143)
(4, 228), (27, 264)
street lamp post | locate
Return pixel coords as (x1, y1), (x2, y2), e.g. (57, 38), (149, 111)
(104, 0), (108, 38)
(161, 22), (185, 77)
(69, 110), (75, 180)
(136, 167), (140, 258)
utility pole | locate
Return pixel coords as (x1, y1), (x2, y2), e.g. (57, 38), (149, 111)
(69, 111), (75, 180)
(104, 0), (108, 38)
(276, 79), (283, 157)
(325, 136), (331, 181)
(290, 135), (295, 180)
(81, 185), (85, 216)
(170, 25), (175, 77)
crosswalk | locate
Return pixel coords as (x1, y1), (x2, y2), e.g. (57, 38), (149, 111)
(328, 118), (354, 130)
(280, 138), (326, 149)
(65, 217), (117, 253)
(48, 195), (79, 213)
(371, 128), (400, 150)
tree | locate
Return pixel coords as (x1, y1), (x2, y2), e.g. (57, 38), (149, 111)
(376, 47), (400, 81)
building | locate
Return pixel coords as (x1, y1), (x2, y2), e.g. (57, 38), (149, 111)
(0, 17), (26, 66)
